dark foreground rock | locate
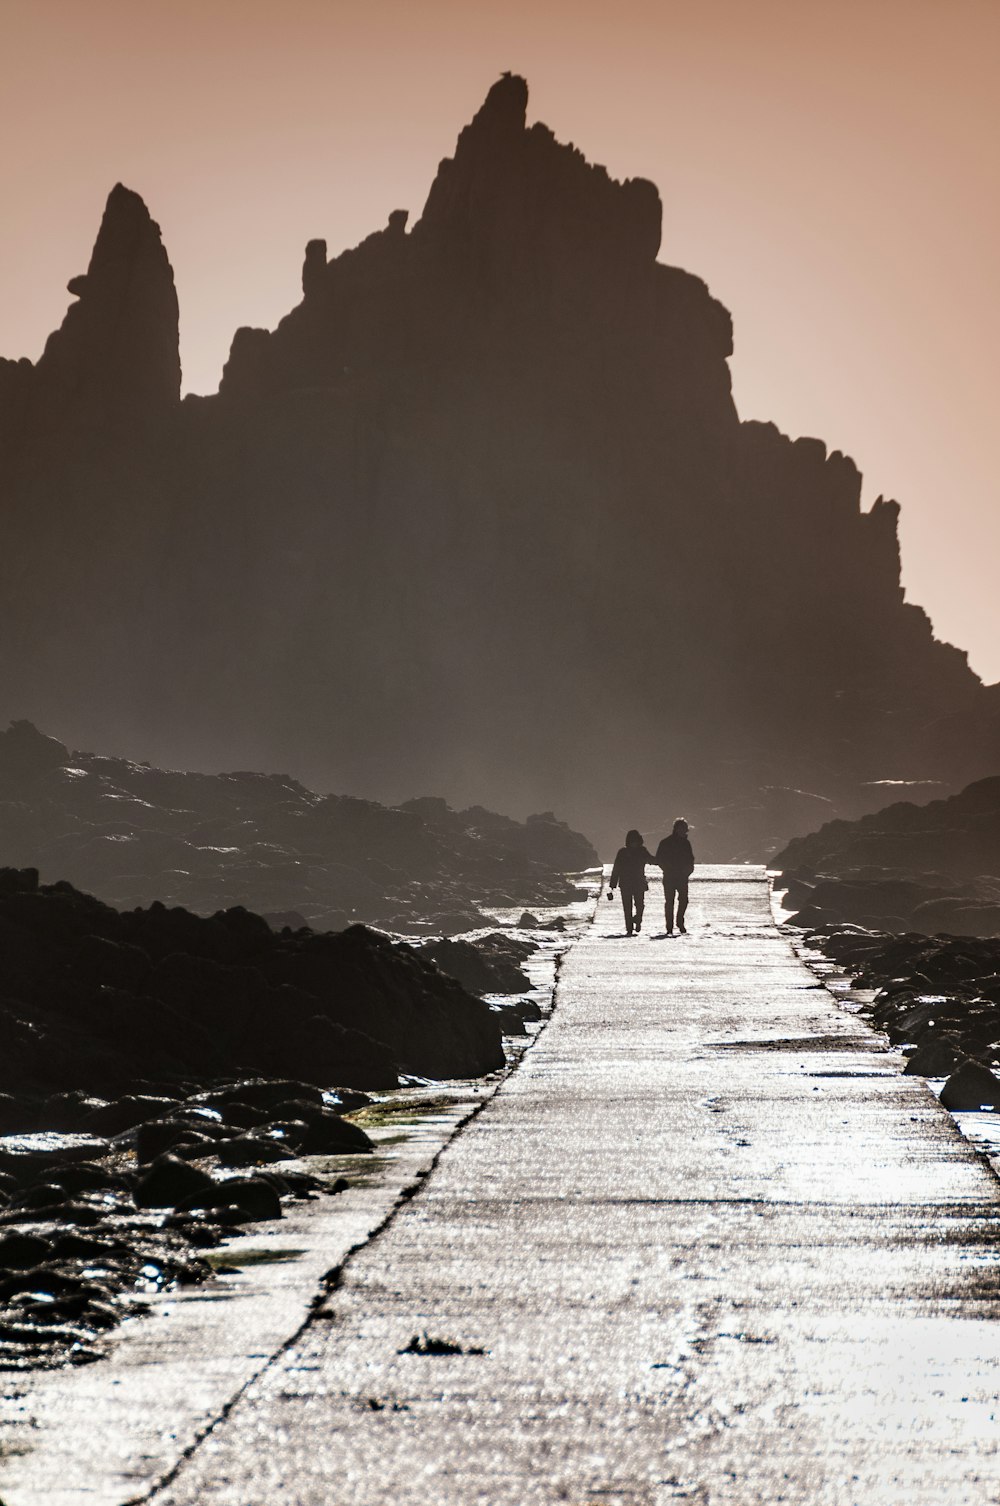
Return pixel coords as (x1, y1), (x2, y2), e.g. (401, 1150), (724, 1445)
(0, 864), (506, 1102)
(0, 721), (596, 933)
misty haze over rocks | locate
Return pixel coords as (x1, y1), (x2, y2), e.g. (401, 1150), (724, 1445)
(1, 73), (998, 857)
(0, 720), (594, 934)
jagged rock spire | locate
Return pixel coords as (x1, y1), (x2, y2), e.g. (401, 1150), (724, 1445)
(416, 72), (662, 269)
(37, 183), (181, 430)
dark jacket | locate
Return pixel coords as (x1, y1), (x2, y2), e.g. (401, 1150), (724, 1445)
(654, 833), (694, 880)
(610, 845), (655, 891)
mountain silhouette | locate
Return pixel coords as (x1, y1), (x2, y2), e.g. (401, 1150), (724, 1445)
(1, 74), (997, 856)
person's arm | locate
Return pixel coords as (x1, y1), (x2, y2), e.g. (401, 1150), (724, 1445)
(685, 841), (695, 877)
(609, 853), (622, 890)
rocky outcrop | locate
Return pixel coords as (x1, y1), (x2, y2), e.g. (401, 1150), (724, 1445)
(417, 932), (534, 996)
(0, 185), (179, 480)
(775, 777), (1000, 935)
(1, 78), (998, 856)
(0, 864), (506, 1097)
(0, 721), (595, 931)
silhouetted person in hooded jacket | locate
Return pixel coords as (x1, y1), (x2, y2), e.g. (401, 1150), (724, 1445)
(654, 818), (694, 934)
(608, 829), (655, 935)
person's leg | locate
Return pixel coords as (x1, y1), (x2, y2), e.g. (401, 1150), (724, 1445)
(677, 881), (689, 932)
(634, 886), (645, 931)
(621, 887), (633, 934)
(664, 882), (675, 932)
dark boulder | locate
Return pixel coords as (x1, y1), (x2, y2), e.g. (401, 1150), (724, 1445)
(939, 1062), (1000, 1112)
(135, 1121), (216, 1164)
(419, 936), (532, 996)
(268, 1103), (373, 1154)
(134, 1155), (216, 1209)
(903, 1036), (968, 1077)
(0, 1232), (51, 1270)
(210, 1135), (296, 1168)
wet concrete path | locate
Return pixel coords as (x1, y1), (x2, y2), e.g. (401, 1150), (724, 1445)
(12, 867), (1000, 1503)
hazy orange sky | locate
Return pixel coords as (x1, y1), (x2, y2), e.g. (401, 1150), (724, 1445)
(2, 0), (997, 681)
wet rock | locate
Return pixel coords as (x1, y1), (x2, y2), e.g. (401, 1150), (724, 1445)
(0, 1136), (113, 1181)
(135, 1121), (216, 1164)
(0, 1232), (51, 1270)
(209, 1135), (296, 1168)
(882, 1001), (942, 1045)
(903, 1036), (968, 1077)
(49, 1164), (130, 1197)
(7, 1183), (66, 1212)
(912, 898), (1000, 938)
(134, 1154), (216, 1208)
(0, 1095), (33, 1134)
(489, 1003), (529, 1036)
(38, 1092), (111, 1132)
(84, 1096), (180, 1135)
(324, 1089), (373, 1113)
(419, 936), (532, 996)
(940, 1061), (1000, 1112)
(268, 1104), (373, 1154)
(201, 1100), (269, 1131)
(51, 1230), (125, 1261)
(201, 1079), (324, 1112)
(192, 1178), (282, 1222)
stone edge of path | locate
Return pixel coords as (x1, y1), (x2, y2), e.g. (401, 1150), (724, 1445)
(771, 874), (1000, 1192)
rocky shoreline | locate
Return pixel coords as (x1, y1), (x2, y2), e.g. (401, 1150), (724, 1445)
(771, 776), (1000, 1129)
(0, 862), (588, 1371)
(786, 921), (1000, 1104)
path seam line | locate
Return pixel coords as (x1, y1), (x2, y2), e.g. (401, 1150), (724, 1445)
(127, 948), (572, 1505)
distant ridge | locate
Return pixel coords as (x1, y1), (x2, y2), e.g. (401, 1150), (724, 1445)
(1, 74), (997, 856)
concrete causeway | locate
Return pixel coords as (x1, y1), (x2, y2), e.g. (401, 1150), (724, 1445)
(10, 866), (1000, 1504)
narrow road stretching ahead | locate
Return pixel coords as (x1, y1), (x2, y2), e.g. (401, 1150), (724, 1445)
(74, 871), (1000, 1500)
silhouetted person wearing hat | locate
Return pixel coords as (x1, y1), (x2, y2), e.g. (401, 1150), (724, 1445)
(607, 829), (655, 936)
(654, 818), (694, 934)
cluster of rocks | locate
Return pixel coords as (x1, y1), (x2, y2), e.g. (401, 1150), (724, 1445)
(798, 925), (1000, 1115)
(0, 865), (508, 1099)
(774, 777), (1000, 937)
(0, 720), (595, 933)
(0, 862), (564, 1368)
(3, 77), (999, 858)
(0, 1076), (368, 1370)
